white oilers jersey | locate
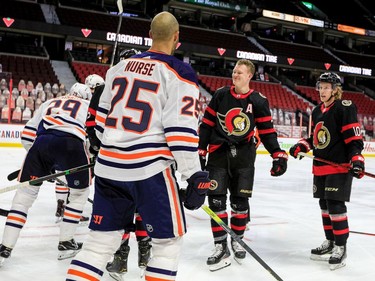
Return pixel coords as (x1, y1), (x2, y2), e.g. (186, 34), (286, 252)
(21, 95), (89, 150)
(95, 51), (201, 181)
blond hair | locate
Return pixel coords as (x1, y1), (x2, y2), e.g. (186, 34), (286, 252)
(333, 86), (343, 100)
(235, 59), (255, 75)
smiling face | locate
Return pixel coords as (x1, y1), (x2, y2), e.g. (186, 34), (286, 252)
(232, 63), (252, 92)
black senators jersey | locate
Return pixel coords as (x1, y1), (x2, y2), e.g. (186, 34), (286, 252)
(199, 86), (281, 154)
(306, 99), (364, 176)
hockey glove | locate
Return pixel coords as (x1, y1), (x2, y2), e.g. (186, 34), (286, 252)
(184, 171), (211, 210)
(350, 154), (365, 179)
(270, 151), (288, 177)
(289, 139), (310, 159)
(198, 149), (208, 171)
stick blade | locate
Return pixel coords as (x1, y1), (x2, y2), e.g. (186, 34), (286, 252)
(7, 169), (20, 181)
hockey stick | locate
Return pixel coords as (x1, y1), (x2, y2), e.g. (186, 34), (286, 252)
(297, 152), (375, 179)
(0, 163), (94, 194)
(7, 169), (20, 181)
(7, 170), (94, 205)
(201, 204), (283, 281)
(55, 178), (94, 204)
(349, 230), (375, 236)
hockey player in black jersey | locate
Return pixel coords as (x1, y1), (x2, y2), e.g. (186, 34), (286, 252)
(198, 59), (288, 271)
(289, 72), (365, 270)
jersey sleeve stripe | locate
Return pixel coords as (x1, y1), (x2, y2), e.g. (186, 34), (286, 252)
(166, 135), (198, 144)
(169, 146), (198, 152)
(164, 126), (197, 135)
(202, 117), (215, 127)
(96, 106), (108, 115)
(95, 125), (104, 133)
(255, 116), (272, 122)
(258, 128), (276, 135)
(205, 106), (216, 116)
(344, 135), (363, 144)
(21, 131), (36, 138)
(96, 114), (106, 124)
(341, 122), (360, 132)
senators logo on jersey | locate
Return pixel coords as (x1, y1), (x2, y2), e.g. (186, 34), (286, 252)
(313, 121), (331, 149)
(217, 108), (250, 136)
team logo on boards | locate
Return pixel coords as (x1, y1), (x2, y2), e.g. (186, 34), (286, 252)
(217, 108), (250, 137)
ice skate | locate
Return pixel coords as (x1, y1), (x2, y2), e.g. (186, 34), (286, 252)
(206, 242), (231, 271)
(138, 238), (152, 268)
(0, 244), (12, 266)
(55, 199), (65, 223)
(138, 238), (151, 277)
(310, 239), (334, 261)
(58, 239), (82, 260)
(79, 215), (89, 225)
(231, 239), (246, 264)
(106, 242), (130, 281)
(329, 245), (347, 270)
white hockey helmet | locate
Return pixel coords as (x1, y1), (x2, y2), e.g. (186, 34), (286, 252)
(85, 74), (105, 89)
(69, 82), (92, 100)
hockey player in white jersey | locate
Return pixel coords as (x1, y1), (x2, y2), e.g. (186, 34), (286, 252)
(0, 83), (93, 266)
(54, 76), (104, 223)
(66, 11), (210, 281)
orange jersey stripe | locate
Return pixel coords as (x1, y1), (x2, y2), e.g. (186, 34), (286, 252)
(96, 115), (106, 124)
(100, 148), (173, 160)
(145, 275), (174, 281)
(67, 269), (99, 281)
(166, 136), (198, 143)
(7, 216), (26, 224)
(166, 168), (184, 236)
(21, 131), (36, 137)
(45, 116), (64, 125)
(63, 211), (82, 219)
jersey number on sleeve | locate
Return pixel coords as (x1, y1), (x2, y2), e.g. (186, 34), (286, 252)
(181, 96), (199, 118)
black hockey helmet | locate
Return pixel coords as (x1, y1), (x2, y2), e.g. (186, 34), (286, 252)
(119, 48), (141, 60)
(316, 72), (341, 89)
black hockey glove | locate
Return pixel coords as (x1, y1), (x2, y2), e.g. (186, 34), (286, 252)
(270, 151), (288, 177)
(184, 171), (211, 210)
(198, 149), (208, 171)
(289, 139), (310, 159)
(350, 154), (365, 179)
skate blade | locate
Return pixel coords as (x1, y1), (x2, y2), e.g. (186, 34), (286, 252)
(108, 272), (125, 281)
(57, 249), (81, 260)
(310, 254), (331, 261)
(0, 257), (5, 267)
(234, 255), (246, 265)
(140, 267), (146, 278)
(79, 220), (89, 226)
(208, 257), (231, 272)
(55, 217), (62, 224)
(329, 261), (346, 271)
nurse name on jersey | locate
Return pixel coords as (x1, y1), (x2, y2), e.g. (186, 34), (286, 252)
(125, 60), (155, 76)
